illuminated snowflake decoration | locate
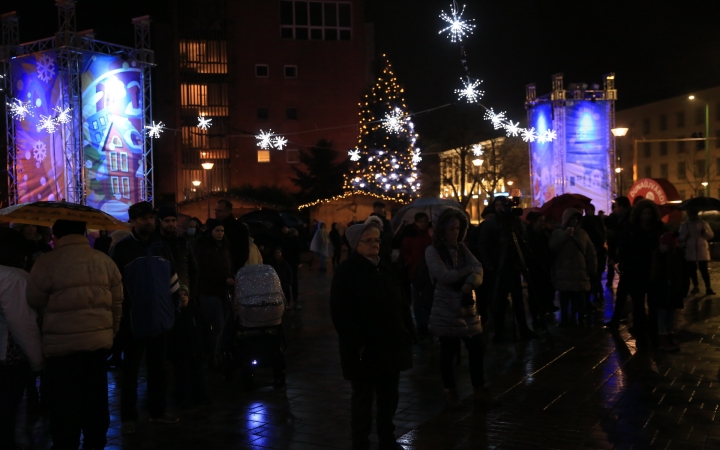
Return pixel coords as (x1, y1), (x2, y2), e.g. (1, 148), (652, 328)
(197, 116), (212, 130)
(504, 121), (520, 137)
(484, 109), (506, 130)
(7, 98), (34, 120)
(411, 149), (422, 165)
(273, 136), (288, 150)
(32, 141), (47, 163)
(348, 148), (361, 161)
(145, 121), (164, 139)
(37, 54), (56, 83)
(455, 77), (484, 103)
(382, 107), (408, 134)
(521, 127), (537, 143)
(472, 144), (483, 156)
(439, 4), (476, 43)
(543, 129), (557, 142)
(53, 106), (72, 124)
(37, 115), (57, 133)
(256, 130), (274, 149)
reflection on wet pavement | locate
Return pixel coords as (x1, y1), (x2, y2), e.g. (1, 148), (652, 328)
(15, 261), (720, 449)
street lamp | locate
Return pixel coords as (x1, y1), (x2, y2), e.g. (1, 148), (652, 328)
(689, 95), (710, 196)
(611, 127), (629, 195)
(507, 180), (514, 186)
(472, 158), (483, 167)
(202, 162), (214, 218)
(192, 180), (201, 187)
(611, 128), (629, 137)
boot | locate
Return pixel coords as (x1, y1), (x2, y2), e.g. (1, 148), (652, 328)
(445, 388), (463, 410)
(473, 387), (501, 407)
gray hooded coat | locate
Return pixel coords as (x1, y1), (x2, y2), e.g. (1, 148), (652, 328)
(549, 208), (597, 292)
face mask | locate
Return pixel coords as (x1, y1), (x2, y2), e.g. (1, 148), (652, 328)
(187, 228), (196, 236)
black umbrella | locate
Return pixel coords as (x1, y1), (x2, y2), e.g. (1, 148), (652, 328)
(678, 197), (720, 211)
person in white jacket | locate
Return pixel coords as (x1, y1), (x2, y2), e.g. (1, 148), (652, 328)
(679, 209), (715, 295)
(0, 228), (43, 449)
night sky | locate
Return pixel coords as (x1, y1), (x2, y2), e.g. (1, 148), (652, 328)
(4, 0), (720, 140)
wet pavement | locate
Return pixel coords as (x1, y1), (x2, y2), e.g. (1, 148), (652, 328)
(15, 260), (720, 449)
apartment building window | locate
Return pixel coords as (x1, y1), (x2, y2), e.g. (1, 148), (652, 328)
(182, 126), (208, 148)
(696, 160), (706, 177)
(181, 83), (228, 116)
(643, 142), (651, 157)
(257, 108), (269, 120)
(677, 111), (685, 128)
(679, 190), (686, 200)
(286, 108), (298, 120)
(677, 138), (686, 153)
(280, 1), (352, 41)
(660, 163), (668, 178)
(696, 106), (705, 125)
(286, 149), (300, 163)
(284, 65), (298, 78)
(659, 114), (667, 131)
(257, 150), (271, 163)
(643, 118), (651, 134)
(659, 142), (668, 156)
(179, 40), (228, 74)
(256, 64), (269, 77)
(644, 165), (652, 178)
(181, 84), (207, 107)
(677, 162), (686, 179)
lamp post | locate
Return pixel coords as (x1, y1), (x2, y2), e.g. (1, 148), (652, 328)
(201, 162), (214, 219)
(614, 167), (623, 196)
(689, 95), (710, 197)
(472, 157), (483, 222)
(611, 127), (629, 196)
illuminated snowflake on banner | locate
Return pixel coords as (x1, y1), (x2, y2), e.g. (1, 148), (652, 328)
(145, 121), (164, 139)
(521, 127), (537, 143)
(7, 98), (34, 120)
(37, 54), (56, 83)
(256, 130), (274, 149)
(382, 107), (408, 134)
(37, 115), (57, 133)
(472, 144), (483, 156)
(455, 77), (483, 103)
(197, 116), (212, 130)
(32, 141), (47, 163)
(348, 148), (361, 161)
(53, 106), (72, 124)
(273, 136), (288, 150)
(439, 3), (476, 43)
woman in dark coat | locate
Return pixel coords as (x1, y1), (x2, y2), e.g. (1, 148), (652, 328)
(329, 223), (343, 267)
(649, 232), (688, 352)
(330, 222), (414, 450)
(193, 219), (234, 363)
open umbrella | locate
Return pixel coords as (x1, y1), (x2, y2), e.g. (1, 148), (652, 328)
(391, 198), (463, 230)
(0, 201), (129, 230)
(678, 197), (720, 212)
(539, 193), (592, 222)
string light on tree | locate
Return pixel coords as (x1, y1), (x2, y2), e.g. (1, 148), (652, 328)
(7, 98), (34, 120)
(439, 3), (476, 42)
(455, 77), (484, 103)
(197, 115), (212, 130)
(37, 115), (57, 133)
(348, 148), (361, 161)
(145, 121), (164, 139)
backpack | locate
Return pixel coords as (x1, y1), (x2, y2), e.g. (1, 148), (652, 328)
(123, 241), (176, 339)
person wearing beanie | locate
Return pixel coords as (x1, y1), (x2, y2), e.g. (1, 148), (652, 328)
(111, 201), (182, 433)
(331, 221), (414, 450)
(27, 220), (123, 449)
(649, 232), (688, 352)
(364, 215), (392, 265)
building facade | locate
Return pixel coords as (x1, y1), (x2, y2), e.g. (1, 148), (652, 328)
(616, 86), (720, 201)
(153, 0), (371, 205)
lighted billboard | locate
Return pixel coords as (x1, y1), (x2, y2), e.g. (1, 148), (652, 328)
(81, 53), (144, 221)
(529, 103), (555, 205)
(10, 51), (66, 203)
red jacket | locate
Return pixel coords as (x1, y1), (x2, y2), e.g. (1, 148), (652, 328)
(401, 224), (433, 280)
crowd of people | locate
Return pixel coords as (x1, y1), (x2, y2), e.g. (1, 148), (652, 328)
(0, 196), (715, 450)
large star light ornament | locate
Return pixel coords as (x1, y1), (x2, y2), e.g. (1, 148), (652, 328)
(53, 106), (72, 124)
(472, 144), (483, 156)
(439, 3), (476, 43)
(145, 121), (164, 139)
(256, 130), (274, 149)
(273, 136), (288, 150)
(7, 98), (34, 120)
(504, 121), (520, 137)
(197, 116), (212, 130)
(521, 127), (538, 143)
(37, 115), (57, 133)
(484, 109), (506, 130)
(348, 149), (361, 161)
(456, 77), (483, 103)
(383, 107), (408, 134)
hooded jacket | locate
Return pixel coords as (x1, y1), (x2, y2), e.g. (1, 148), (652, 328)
(0, 266), (43, 370)
(679, 218), (714, 262)
(27, 234), (123, 357)
(549, 208), (597, 292)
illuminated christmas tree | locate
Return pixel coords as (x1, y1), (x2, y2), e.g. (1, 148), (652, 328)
(345, 55), (420, 202)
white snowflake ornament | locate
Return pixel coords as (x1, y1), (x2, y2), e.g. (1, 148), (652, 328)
(256, 130), (274, 149)
(439, 4), (476, 43)
(348, 149), (361, 161)
(273, 136), (288, 150)
(456, 77), (484, 103)
(145, 121), (164, 139)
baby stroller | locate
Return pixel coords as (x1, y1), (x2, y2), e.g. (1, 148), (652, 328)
(222, 264), (286, 389)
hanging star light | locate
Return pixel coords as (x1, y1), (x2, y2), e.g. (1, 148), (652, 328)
(439, 3), (476, 43)
(256, 129), (274, 149)
(411, 149), (422, 165)
(521, 127), (537, 143)
(504, 121), (520, 137)
(37, 115), (57, 133)
(348, 148), (361, 161)
(471, 144), (483, 156)
(455, 77), (484, 103)
(145, 121), (164, 139)
(273, 136), (288, 150)
(53, 106), (72, 124)
(7, 98), (33, 120)
(197, 116), (212, 130)
(382, 107), (407, 134)
(543, 129), (557, 142)
(484, 109), (506, 130)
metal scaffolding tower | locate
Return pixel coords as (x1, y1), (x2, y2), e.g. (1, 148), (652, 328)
(1, 11), (19, 205)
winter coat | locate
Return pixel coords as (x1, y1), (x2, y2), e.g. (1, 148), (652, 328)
(0, 266), (43, 371)
(280, 233), (302, 266)
(329, 229), (343, 250)
(400, 224), (433, 280)
(679, 219), (714, 262)
(194, 236), (234, 299)
(425, 242), (484, 337)
(330, 252), (414, 379)
(93, 235), (112, 255)
(478, 214), (528, 271)
(649, 247), (688, 310)
(549, 208), (597, 292)
(617, 221), (664, 284)
(161, 233), (198, 296)
(246, 237), (264, 266)
(270, 258), (293, 301)
(310, 224), (333, 258)
(222, 215), (250, 273)
(27, 235), (123, 357)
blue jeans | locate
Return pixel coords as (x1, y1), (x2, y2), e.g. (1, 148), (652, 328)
(200, 295), (228, 357)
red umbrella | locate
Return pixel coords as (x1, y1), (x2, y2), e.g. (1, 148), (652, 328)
(539, 193), (592, 222)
